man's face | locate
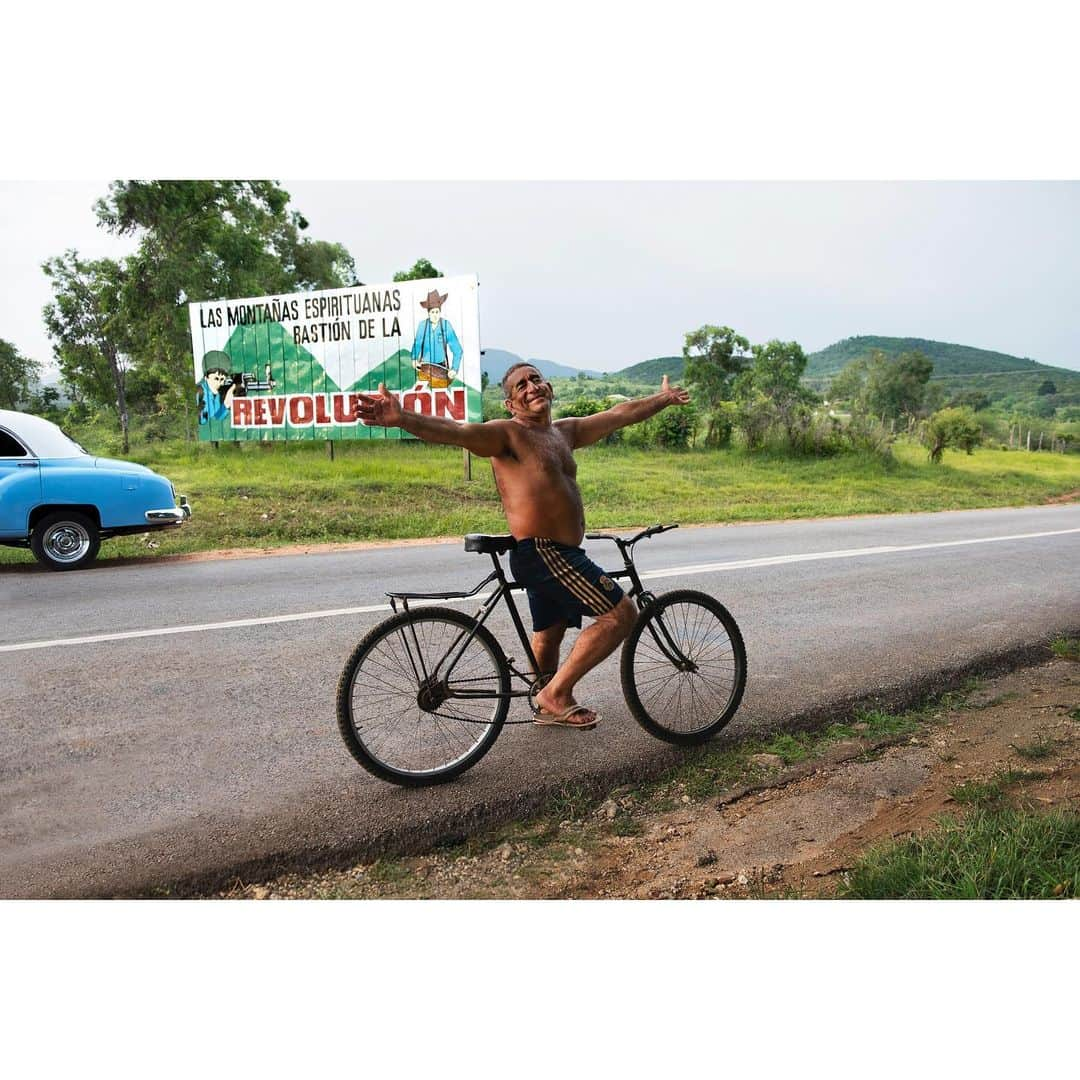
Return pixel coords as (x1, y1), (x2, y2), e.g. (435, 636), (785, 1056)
(205, 370), (229, 393)
(427, 306), (442, 326)
(504, 366), (552, 417)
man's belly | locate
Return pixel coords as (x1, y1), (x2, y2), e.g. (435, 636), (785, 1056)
(501, 485), (585, 547)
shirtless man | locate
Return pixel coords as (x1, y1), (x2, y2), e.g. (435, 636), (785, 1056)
(356, 363), (690, 728)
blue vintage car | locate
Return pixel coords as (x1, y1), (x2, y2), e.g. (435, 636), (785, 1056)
(0, 409), (191, 570)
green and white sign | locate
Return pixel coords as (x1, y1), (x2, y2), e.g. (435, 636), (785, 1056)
(188, 274), (481, 441)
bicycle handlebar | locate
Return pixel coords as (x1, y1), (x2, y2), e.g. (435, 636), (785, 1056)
(585, 523), (679, 546)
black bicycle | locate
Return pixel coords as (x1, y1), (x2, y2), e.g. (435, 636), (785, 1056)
(336, 524), (747, 787)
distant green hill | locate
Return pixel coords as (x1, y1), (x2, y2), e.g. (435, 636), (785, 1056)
(482, 348), (603, 381)
(805, 335), (1080, 422)
(614, 355), (685, 382)
(805, 336), (1050, 379)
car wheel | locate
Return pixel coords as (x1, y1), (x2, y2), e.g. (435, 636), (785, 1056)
(31, 511), (102, 571)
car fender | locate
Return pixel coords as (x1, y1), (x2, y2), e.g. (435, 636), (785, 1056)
(39, 460), (174, 529)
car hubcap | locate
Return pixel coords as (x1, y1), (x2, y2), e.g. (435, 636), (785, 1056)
(44, 523), (90, 564)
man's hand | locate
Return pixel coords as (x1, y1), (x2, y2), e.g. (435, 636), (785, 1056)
(660, 374), (690, 406)
(356, 383), (403, 428)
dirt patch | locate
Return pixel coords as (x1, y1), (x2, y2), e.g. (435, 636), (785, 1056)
(1044, 488), (1080, 505)
(213, 658), (1080, 900)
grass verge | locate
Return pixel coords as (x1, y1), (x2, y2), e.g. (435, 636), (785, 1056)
(838, 808), (1079, 899)
(3, 438), (1077, 566)
(1051, 636), (1080, 661)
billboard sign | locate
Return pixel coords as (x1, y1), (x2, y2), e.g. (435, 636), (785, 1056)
(188, 274), (481, 441)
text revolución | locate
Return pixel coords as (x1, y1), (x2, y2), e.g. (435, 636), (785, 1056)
(230, 389), (467, 428)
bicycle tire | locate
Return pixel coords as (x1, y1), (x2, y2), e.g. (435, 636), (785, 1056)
(620, 589), (747, 745)
(336, 607), (510, 786)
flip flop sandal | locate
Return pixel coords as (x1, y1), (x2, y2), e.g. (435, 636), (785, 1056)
(533, 705), (600, 729)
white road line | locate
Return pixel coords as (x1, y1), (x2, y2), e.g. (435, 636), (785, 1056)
(2, 526), (1077, 654)
(637, 527), (1080, 579)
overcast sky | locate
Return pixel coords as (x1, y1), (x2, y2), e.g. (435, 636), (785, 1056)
(3, 180), (1078, 378)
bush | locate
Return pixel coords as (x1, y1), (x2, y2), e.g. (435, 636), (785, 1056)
(922, 406), (982, 464)
(702, 401), (737, 448)
(735, 394), (773, 451)
(651, 403), (697, 448)
(555, 397), (605, 419)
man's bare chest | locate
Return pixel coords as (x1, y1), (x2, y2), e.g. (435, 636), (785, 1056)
(500, 428), (577, 482)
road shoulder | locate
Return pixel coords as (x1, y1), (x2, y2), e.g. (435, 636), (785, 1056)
(210, 655), (1080, 899)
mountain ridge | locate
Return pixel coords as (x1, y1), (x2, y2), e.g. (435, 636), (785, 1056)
(484, 337), (1078, 384)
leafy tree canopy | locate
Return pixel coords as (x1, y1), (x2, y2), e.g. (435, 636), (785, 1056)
(89, 180), (358, 427)
(682, 325), (750, 446)
(0, 338), (41, 410)
(922, 406), (982, 463)
(742, 338), (810, 401)
(42, 252), (133, 449)
(831, 349), (933, 421)
(393, 258), (443, 282)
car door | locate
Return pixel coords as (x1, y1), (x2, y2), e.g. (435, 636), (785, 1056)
(0, 427), (42, 537)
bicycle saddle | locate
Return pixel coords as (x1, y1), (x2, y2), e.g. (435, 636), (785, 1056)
(464, 534), (517, 554)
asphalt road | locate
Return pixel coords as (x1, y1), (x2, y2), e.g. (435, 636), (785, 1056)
(2, 504), (1078, 898)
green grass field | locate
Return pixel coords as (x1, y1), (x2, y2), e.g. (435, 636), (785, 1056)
(1, 438), (1077, 566)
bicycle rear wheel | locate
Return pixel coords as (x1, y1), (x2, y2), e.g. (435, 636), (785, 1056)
(336, 607), (510, 786)
(620, 589), (746, 745)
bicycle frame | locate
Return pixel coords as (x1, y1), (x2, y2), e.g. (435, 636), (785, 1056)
(385, 525), (694, 722)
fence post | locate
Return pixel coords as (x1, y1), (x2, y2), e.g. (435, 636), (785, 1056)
(463, 448), (472, 481)
(327, 439), (335, 462)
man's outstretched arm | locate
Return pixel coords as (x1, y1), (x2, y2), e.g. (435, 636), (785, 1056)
(559, 375), (691, 448)
(356, 383), (510, 457)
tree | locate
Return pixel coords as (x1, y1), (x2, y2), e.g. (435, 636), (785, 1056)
(828, 357), (869, 408)
(948, 389), (990, 412)
(682, 325), (750, 446)
(747, 339), (814, 446)
(292, 239), (360, 291)
(0, 338), (41, 410)
(922, 406), (982, 464)
(42, 252), (133, 451)
(25, 385), (64, 423)
(393, 258), (443, 282)
(864, 349), (934, 421)
(1037, 379), (1057, 396)
(92, 181), (358, 429)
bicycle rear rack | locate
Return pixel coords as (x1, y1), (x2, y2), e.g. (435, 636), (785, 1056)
(387, 570), (499, 613)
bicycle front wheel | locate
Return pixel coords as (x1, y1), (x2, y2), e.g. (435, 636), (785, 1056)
(336, 607), (510, 786)
(620, 589), (746, 745)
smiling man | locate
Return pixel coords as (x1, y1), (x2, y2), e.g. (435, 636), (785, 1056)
(356, 362), (690, 729)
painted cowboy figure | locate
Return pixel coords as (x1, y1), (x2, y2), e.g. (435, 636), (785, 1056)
(411, 288), (463, 388)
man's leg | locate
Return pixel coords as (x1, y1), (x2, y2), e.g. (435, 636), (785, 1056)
(531, 621), (567, 679)
(534, 596), (636, 722)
